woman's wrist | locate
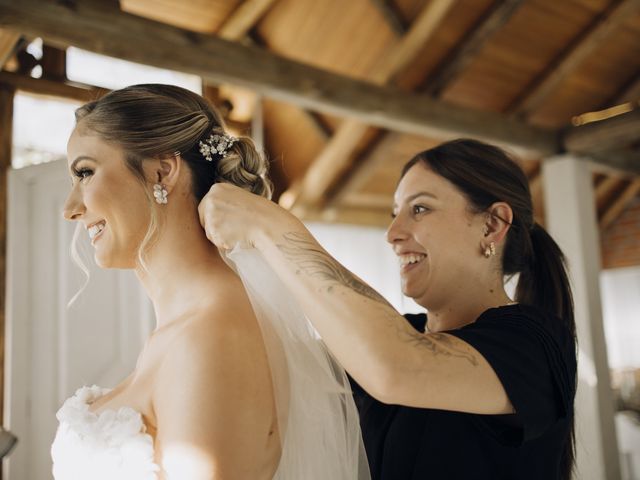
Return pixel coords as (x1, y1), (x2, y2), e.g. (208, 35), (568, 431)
(252, 207), (305, 252)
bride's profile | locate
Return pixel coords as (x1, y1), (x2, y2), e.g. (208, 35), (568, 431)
(52, 84), (369, 480)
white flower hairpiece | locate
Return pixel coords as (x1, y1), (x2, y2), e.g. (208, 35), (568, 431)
(198, 132), (236, 162)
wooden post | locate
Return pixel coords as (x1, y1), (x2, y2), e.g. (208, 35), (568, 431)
(542, 155), (621, 480)
(0, 84), (14, 457)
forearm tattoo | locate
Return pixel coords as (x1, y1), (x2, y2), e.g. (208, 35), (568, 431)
(276, 232), (390, 305)
(277, 231), (478, 366)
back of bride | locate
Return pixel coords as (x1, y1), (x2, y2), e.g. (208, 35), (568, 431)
(52, 83), (369, 480)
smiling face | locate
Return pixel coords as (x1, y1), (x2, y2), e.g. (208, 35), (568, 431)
(63, 127), (152, 269)
(387, 162), (488, 310)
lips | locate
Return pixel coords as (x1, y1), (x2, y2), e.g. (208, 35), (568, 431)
(398, 253), (426, 274)
(87, 221), (106, 244)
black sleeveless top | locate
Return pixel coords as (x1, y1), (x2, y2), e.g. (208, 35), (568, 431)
(350, 304), (577, 480)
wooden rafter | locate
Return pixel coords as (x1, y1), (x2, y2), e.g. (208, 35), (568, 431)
(330, 0), (526, 207)
(564, 109), (640, 153)
(0, 0), (558, 156)
(508, 0), (640, 117)
(600, 178), (640, 229)
(586, 150), (640, 177)
(217, 0), (278, 41)
(369, 0), (408, 36)
(41, 44), (66, 80)
(0, 71), (106, 103)
(288, 0), (458, 211)
(0, 27), (20, 69)
(595, 175), (624, 206)
(422, 0), (525, 97)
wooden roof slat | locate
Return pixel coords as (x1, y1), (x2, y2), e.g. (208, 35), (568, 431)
(422, 0), (526, 98)
(508, 0), (640, 118)
(289, 0), (458, 210)
(0, 0), (558, 156)
(327, 0), (526, 206)
(369, 0), (408, 36)
(600, 178), (640, 229)
(595, 175), (624, 206)
(217, 0), (278, 41)
(328, 0), (527, 206)
(607, 70), (640, 106)
(371, 0), (457, 85)
(0, 28), (20, 69)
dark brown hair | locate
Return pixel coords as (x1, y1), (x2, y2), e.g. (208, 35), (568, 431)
(401, 138), (576, 479)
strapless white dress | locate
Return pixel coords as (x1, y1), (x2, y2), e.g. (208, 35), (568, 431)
(51, 385), (160, 480)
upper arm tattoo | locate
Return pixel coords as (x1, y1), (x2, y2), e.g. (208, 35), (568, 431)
(407, 331), (478, 366)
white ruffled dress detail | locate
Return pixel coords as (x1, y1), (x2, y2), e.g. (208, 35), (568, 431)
(51, 385), (159, 480)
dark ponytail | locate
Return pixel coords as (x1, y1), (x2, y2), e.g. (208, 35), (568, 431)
(516, 223), (575, 335)
(401, 139), (576, 479)
(515, 222), (576, 479)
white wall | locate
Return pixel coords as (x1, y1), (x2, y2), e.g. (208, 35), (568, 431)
(600, 266), (640, 370)
(306, 222), (423, 315)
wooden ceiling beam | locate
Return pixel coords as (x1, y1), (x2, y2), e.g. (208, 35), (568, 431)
(508, 0), (640, 118)
(563, 109), (640, 153)
(0, 0), (557, 156)
(0, 71), (106, 103)
(0, 28), (20, 69)
(600, 178), (640, 229)
(288, 0), (458, 210)
(41, 44), (66, 81)
(369, 0), (408, 36)
(217, 0), (279, 41)
(586, 150), (640, 177)
(422, 0), (525, 97)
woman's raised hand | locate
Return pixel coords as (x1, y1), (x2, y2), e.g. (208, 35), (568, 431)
(198, 183), (300, 250)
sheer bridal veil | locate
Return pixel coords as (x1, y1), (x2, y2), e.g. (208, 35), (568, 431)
(227, 248), (370, 480)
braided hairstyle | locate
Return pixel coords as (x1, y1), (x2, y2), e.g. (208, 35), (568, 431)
(73, 83), (272, 269)
(75, 83), (271, 200)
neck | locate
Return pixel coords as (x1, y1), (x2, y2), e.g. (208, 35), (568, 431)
(424, 280), (514, 333)
(134, 208), (231, 329)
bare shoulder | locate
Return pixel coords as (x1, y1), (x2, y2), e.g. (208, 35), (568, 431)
(156, 297), (266, 384)
(150, 287), (279, 478)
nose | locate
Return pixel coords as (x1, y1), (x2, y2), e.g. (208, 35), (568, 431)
(62, 188), (85, 221)
(386, 212), (409, 245)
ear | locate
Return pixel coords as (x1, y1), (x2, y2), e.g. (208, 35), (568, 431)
(148, 154), (181, 193)
(482, 202), (513, 245)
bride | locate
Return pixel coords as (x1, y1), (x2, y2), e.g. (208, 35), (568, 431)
(52, 84), (369, 480)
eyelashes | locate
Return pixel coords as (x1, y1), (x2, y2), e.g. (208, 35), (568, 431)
(390, 205), (431, 219)
(73, 168), (93, 180)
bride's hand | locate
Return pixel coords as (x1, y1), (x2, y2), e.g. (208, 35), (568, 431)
(198, 183), (300, 250)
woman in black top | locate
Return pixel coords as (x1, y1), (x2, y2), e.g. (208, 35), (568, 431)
(199, 139), (578, 480)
